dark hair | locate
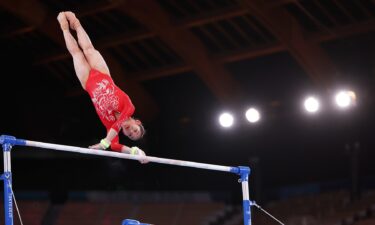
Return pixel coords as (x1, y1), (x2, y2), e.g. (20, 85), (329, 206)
(138, 123), (146, 139)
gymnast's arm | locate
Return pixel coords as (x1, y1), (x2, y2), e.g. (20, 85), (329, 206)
(89, 128), (118, 150)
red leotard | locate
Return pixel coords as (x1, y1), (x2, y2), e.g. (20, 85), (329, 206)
(85, 69), (135, 152)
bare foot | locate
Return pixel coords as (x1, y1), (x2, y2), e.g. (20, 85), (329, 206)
(65, 11), (81, 30)
(57, 12), (69, 31)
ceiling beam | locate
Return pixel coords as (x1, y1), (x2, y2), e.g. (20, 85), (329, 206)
(240, 0), (341, 89)
(0, 0), (158, 120)
(117, 0), (243, 104)
(264, 0), (297, 8)
(73, 0), (124, 16)
(35, 30), (155, 65)
(0, 0), (67, 47)
(132, 64), (192, 82)
(0, 26), (35, 38)
(0, 0), (46, 25)
(217, 43), (285, 64)
(177, 6), (248, 28)
(130, 43), (284, 82)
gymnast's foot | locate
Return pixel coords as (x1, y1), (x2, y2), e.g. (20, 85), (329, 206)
(65, 11), (81, 30)
(57, 12), (69, 31)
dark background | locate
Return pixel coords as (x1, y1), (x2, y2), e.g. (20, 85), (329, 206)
(0, 0), (374, 203)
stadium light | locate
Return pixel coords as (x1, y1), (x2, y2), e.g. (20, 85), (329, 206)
(335, 90), (356, 109)
(219, 112), (234, 128)
(304, 96), (320, 113)
(245, 108), (260, 123)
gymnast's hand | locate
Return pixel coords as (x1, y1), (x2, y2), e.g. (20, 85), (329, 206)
(128, 146), (149, 164)
(89, 138), (111, 150)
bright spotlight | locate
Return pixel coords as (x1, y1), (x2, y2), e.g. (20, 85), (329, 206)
(219, 112), (234, 128)
(335, 90), (356, 108)
(245, 108), (260, 123)
(304, 96), (320, 113)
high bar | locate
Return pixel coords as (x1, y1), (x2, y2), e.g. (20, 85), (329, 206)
(0, 135), (240, 174)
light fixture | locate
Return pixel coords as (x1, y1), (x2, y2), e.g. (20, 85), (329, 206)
(219, 112), (234, 128)
(304, 96), (320, 113)
(245, 108), (260, 123)
(335, 90), (356, 109)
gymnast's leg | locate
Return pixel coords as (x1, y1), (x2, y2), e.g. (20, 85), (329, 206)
(65, 11), (110, 76)
(57, 12), (91, 89)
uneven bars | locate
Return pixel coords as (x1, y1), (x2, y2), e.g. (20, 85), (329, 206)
(1, 135), (252, 225)
(0, 135), (240, 174)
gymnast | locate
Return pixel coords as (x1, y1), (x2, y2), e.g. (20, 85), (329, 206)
(57, 11), (148, 163)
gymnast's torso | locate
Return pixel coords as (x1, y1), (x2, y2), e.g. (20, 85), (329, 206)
(85, 68), (135, 132)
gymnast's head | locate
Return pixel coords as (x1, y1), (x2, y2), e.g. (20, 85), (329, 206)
(121, 118), (145, 141)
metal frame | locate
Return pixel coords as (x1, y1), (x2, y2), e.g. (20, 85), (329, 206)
(0, 135), (253, 225)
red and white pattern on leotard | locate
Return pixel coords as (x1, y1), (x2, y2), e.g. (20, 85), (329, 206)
(91, 79), (119, 122)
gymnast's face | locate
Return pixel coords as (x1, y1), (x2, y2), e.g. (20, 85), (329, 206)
(122, 120), (142, 140)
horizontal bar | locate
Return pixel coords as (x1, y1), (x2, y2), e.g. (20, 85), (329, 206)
(24, 140), (239, 174)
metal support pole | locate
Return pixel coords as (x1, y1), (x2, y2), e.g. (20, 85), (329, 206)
(237, 166), (251, 225)
(1, 137), (14, 225)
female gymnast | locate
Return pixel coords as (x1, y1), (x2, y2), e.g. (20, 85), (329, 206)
(57, 11), (148, 163)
